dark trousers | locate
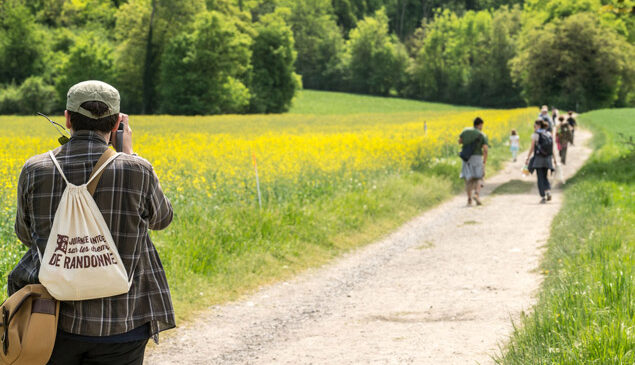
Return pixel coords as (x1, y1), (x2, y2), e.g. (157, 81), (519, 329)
(47, 337), (148, 365)
(536, 168), (551, 198)
(559, 147), (568, 164)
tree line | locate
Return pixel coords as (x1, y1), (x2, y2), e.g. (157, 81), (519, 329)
(0, 0), (633, 115)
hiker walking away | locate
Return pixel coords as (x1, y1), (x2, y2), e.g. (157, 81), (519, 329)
(538, 105), (554, 133)
(8, 81), (175, 364)
(556, 115), (572, 165)
(525, 119), (558, 204)
(566, 111), (578, 145)
(551, 107), (559, 125)
(459, 117), (489, 206)
(509, 129), (520, 162)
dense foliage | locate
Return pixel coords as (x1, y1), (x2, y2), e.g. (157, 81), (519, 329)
(0, 0), (633, 114)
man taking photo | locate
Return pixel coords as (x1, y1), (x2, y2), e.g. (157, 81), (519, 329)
(8, 80), (175, 364)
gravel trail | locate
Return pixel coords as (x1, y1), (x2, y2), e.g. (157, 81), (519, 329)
(146, 130), (592, 365)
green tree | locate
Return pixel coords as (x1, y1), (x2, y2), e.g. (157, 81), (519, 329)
(61, 0), (118, 28)
(467, 6), (524, 106)
(249, 13), (300, 113)
(281, 0), (345, 90)
(460, 10), (499, 104)
(332, 0), (357, 31)
(406, 7), (524, 107)
(511, 12), (635, 111)
(113, 0), (151, 112)
(385, 0), (425, 40)
(0, 0), (44, 84)
(114, 0), (204, 113)
(54, 35), (118, 104)
(406, 10), (469, 102)
(346, 8), (408, 95)
(159, 11), (252, 114)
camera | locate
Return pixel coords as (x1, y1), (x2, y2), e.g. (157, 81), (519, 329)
(111, 121), (124, 152)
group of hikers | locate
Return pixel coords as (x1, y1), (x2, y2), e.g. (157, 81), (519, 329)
(459, 105), (578, 205)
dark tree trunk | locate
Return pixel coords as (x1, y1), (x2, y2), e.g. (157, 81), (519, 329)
(422, 0), (431, 20)
(142, 0), (157, 114)
(399, 0), (407, 38)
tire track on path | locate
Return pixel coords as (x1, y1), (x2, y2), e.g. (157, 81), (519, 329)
(146, 130), (592, 365)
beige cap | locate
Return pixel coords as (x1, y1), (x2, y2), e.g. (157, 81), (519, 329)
(66, 80), (120, 119)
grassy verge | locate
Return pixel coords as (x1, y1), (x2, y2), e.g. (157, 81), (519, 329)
(497, 109), (635, 364)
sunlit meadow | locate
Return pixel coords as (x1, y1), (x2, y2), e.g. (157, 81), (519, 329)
(0, 105), (534, 313)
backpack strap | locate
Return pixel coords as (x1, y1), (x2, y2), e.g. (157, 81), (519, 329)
(87, 148), (120, 196)
(48, 151), (70, 185)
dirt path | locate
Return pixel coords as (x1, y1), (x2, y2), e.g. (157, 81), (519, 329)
(146, 130), (592, 365)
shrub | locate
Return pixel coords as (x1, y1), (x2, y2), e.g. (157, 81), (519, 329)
(17, 76), (57, 114)
(0, 84), (21, 115)
(0, 77), (56, 115)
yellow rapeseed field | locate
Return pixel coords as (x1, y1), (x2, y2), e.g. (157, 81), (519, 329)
(0, 107), (534, 302)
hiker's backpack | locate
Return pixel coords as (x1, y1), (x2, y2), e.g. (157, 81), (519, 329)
(0, 284), (59, 365)
(567, 116), (577, 127)
(536, 131), (553, 157)
(38, 149), (133, 301)
(459, 134), (483, 162)
(541, 115), (554, 131)
(559, 124), (572, 144)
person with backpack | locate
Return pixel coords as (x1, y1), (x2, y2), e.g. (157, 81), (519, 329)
(8, 81), (175, 364)
(459, 117), (489, 206)
(525, 119), (558, 204)
(538, 105), (554, 133)
(551, 107), (559, 126)
(556, 115), (572, 164)
(566, 111), (578, 145)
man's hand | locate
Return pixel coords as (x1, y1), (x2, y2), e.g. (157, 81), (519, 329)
(120, 113), (134, 155)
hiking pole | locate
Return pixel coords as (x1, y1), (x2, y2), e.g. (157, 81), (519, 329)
(252, 152), (262, 209)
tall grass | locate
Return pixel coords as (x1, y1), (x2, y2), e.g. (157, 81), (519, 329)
(497, 109), (635, 364)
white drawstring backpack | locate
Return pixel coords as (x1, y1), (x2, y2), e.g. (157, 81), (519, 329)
(38, 149), (133, 301)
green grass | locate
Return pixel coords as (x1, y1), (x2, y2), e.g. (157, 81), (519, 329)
(290, 90), (478, 114)
(497, 108), (635, 364)
(492, 179), (534, 195)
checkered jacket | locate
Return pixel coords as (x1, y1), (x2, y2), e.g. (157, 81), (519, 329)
(8, 130), (175, 339)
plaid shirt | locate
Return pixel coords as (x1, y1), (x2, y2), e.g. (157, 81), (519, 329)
(8, 131), (175, 340)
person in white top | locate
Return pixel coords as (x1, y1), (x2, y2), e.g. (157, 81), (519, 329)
(510, 129), (520, 162)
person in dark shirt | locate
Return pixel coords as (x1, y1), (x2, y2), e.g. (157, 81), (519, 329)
(566, 111), (578, 145)
(459, 117), (489, 206)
